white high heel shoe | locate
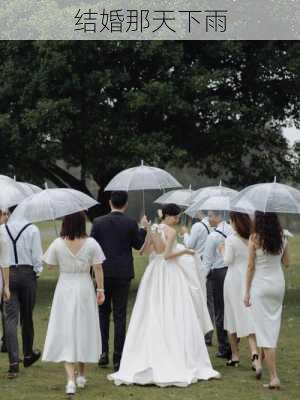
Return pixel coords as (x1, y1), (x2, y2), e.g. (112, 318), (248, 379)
(65, 381), (76, 395)
(76, 376), (87, 388)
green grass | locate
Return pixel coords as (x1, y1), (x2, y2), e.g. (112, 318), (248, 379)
(1, 227), (300, 400)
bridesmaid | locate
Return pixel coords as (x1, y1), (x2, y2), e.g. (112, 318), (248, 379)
(43, 212), (106, 395)
(244, 211), (289, 390)
(222, 212), (262, 377)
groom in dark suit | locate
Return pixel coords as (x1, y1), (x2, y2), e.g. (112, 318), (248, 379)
(91, 191), (148, 371)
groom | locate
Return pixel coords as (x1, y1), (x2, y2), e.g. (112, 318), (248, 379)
(91, 191), (148, 371)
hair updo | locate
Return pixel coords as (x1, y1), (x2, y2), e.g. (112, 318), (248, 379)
(161, 203), (181, 219)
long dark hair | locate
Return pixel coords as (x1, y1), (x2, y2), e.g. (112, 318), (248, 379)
(229, 211), (252, 240)
(60, 211), (87, 240)
(253, 211), (283, 255)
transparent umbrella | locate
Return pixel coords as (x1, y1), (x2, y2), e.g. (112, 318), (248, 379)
(0, 175), (42, 199)
(230, 177), (300, 214)
(10, 188), (99, 223)
(105, 160), (182, 212)
(154, 186), (193, 208)
(185, 184), (238, 218)
(0, 179), (32, 209)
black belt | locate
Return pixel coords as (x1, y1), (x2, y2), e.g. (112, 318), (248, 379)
(10, 264), (33, 269)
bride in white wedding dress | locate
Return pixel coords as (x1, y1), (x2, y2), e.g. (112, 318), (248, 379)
(108, 204), (220, 387)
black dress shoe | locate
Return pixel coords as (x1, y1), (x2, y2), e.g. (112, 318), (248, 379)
(23, 351), (41, 368)
(98, 352), (109, 367)
(7, 364), (19, 379)
(113, 362), (120, 372)
(205, 340), (213, 347)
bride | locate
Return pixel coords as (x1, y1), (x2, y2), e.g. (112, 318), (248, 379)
(108, 203), (220, 387)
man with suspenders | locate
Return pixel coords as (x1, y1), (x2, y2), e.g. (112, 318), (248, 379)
(0, 211), (43, 378)
(202, 210), (233, 359)
(181, 212), (215, 346)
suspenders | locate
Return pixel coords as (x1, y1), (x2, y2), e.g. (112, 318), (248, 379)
(200, 221), (210, 235)
(214, 229), (227, 239)
(5, 223), (32, 265)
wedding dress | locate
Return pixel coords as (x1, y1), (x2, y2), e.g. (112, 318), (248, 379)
(108, 224), (220, 387)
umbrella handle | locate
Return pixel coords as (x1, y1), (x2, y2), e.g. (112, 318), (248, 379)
(53, 219), (59, 237)
(142, 189), (145, 216)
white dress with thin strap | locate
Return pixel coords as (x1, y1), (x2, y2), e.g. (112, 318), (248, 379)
(42, 237), (105, 363)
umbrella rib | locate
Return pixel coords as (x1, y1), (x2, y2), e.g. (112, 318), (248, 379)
(147, 167), (164, 191)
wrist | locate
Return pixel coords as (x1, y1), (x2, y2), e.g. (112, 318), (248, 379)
(96, 288), (104, 293)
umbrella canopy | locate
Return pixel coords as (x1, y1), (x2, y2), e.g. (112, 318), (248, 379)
(0, 179), (31, 209)
(10, 188), (99, 223)
(189, 183), (238, 204)
(231, 178), (300, 214)
(185, 185), (238, 217)
(154, 187), (194, 207)
(104, 161), (182, 192)
(198, 196), (231, 211)
(0, 175), (42, 198)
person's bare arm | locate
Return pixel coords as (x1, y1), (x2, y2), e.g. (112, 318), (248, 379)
(2, 267), (10, 301)
(93, 263), (105, 305)
(139, 222), (153, 255)
(282, 243), (289, 268)
(244, 235), (256, 307)
(164, 229), (194, 260)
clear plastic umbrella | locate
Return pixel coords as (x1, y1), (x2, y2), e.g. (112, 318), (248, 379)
(230, 177), (300, 214)
(105, 160), (182, 212)
(0, 175), (42, 198)
(0, 179), (31, 209)
(185, 184), (238, 218)
(10, 188), (99, 223)
(154, 186), (193, 208)
(198, 196), (231, 211)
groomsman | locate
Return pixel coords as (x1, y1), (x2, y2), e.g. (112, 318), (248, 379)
(180, 212), (215, 346)
(0, 209), (43, 378)
(202, 210), (232, 359)
(91, 191), (148, 371)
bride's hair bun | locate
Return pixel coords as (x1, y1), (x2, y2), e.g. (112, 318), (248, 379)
(161, 203), (181, 219)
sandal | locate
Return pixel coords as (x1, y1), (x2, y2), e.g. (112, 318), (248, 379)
(251, 354), (262, 380)
(226, 359), (240, 367)
(263, 379), (281, 390)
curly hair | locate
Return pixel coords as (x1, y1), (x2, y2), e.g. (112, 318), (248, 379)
(229, 211), (252, 240)
(253, 211), (284, 255)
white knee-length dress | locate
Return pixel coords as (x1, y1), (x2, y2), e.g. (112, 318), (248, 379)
(250, 243), (286, 348)
(223, 233), (255, 337)
(42, 237), (105, 363)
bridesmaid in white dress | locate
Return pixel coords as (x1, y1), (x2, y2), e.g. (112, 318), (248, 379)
(244, 211), (289, 390)
(42, 212), (106, 395)
(108, 204), (220, 387)
(222, 212), (261, 376)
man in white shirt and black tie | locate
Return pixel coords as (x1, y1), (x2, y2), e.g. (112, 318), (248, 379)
(180, 211), (215, 346)
(0, 209), (43, 378)
(202, 210), (233, 359)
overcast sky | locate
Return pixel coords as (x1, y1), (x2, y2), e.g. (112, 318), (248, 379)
(282, 127), (300, 145)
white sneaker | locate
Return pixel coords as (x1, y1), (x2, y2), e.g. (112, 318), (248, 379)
(65, 381), (76, 395)
(76, 376), (87, 388)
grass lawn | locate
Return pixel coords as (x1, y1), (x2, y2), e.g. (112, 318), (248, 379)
(0, 225), (300, 400)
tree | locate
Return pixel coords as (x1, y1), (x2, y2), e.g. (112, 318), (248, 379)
(0, 41), (299, 213)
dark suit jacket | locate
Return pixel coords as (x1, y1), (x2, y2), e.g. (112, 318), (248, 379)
(91, 211), (146, 279)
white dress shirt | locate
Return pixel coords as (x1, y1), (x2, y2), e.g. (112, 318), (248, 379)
(0, 230), (10, 293)
(183, 217), (211, 255)
(0, 220), (43, 274)
(202, 221), (233, 276)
